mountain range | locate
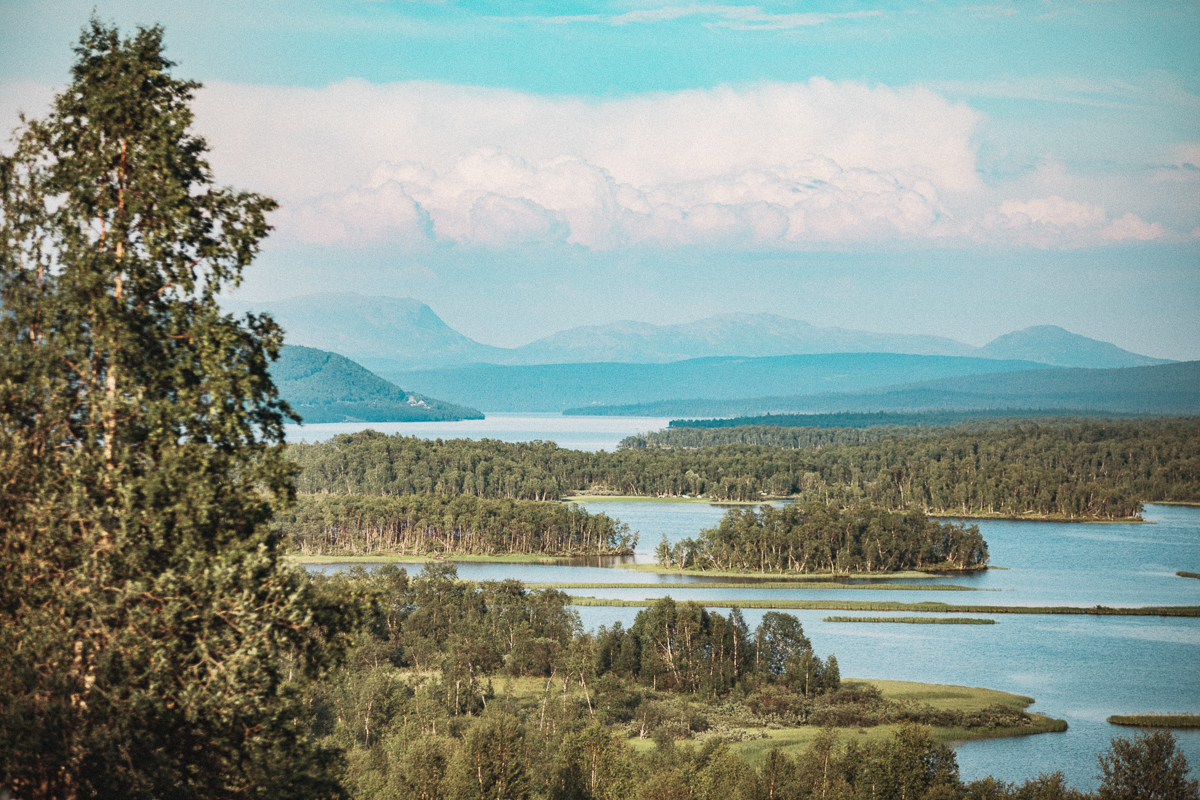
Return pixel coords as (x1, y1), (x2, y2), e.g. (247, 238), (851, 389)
(228, 293), (1172, 372)
(562, 361), (1200, 418)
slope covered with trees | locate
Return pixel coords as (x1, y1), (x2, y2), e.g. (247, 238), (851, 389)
(274, 344), (483, 423)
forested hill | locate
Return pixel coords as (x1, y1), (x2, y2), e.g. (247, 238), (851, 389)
(390, 353), (1053, 412)
(564, 360), (1200, 417)
(273, 345), (483, 424)
(287, 420), (1200, 519)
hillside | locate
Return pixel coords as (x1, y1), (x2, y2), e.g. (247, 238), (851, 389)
(390, 353), (1053, 412)
(562, 361), (1200, 418)
(272, 345), (483, 424)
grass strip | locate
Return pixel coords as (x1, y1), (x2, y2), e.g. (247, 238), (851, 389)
(618, 564), (966, 580)
(1108, 714), (1200, 728)
(1178, 571), (1200, 580)
(566, 597), (1200, 617)
(527, 582), (982, 591)
(823, 616), (995, 624)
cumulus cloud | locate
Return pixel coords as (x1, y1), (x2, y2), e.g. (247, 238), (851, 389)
(187, 78), (1170, 251)
(985, 196), (1164, 247)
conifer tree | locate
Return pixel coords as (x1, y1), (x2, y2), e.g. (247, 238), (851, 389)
(0, 20), (354, 799)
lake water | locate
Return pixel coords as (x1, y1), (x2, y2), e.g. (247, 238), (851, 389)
(284, 412), (672, 451)
(298, 415), (1200, 790)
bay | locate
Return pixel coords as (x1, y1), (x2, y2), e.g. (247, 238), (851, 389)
(297, 414), (1200, 790)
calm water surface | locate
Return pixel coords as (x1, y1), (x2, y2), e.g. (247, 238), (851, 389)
(284, 412), (671, 451)
(313, 504), (1200, 790)
(296, 417), (1200, 790)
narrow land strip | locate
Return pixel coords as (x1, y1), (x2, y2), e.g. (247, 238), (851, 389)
(567, 597), (1200, 616)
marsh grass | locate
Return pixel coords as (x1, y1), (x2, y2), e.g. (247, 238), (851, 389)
(567, 596), (1200, 617)
(823, 616), (995, 624)
(1108, 714), (1200, 727)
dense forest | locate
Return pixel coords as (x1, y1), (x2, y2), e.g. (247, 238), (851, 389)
(664, 410), (1142, 430)
(659, 504), (988, 574)
(277, 494), (637, 557)
(303, 565), (1178, 800)
(288, 420), (1200, 518)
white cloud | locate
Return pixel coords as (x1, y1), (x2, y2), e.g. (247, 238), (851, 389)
(185, 77), (1173, 251)
(1101, 213), (1165, 242)
(997, 196), (1106, 228)
(985, 196), (1164, 247)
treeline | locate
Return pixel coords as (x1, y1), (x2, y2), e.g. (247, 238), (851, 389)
(276, 494), (636, 557)
(622, 415), (1171, 449)
(288, 420), (1200, 517)
(659, 504), (988, 573)
(306, 566), (1169, 800)
(665, 409), (1141, 430)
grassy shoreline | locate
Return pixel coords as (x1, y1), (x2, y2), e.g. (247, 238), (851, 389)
(528, 581), (984, 591)
(286, 553), (622, 565)
(566, 596), (1200, 617)
(718, 679), (1065, 762)
(1108, 714), (1200, 727)
(824, 616), (995, 624)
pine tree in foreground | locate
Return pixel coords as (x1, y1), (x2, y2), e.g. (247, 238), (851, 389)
(0, 19), (356, 799)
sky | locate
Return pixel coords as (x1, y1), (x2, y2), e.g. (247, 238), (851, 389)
(2, 0), (1199, 358)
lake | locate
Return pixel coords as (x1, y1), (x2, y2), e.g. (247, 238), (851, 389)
(284, 412), (672, 452)
(298, 415), (1200, 790)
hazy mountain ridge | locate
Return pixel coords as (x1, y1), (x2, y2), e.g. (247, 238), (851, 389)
(231, 293), (1170, 371)
(562, 361), (1200, 418)
(272, 345), (483, 423)
(388, 353), (1055, 413)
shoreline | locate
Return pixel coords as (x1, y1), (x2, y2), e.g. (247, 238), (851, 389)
(565, 596), (1200, 616)
(564, 494), (1150, 523)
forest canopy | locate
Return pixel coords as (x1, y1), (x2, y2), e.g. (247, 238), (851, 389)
(287, 419), (1200, 519)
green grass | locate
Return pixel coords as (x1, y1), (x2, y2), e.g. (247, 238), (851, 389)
(823, 616), (995, 624)
(567, 596), (1200, 617)
(527, 582), (983, 591)
(1178, 571), (1200, 580)
(286, 553), (598, 565)
(618, 564), (958, 580)
(927, 511), (1146, 524)
(1108, 714), (1200, 728)
(722, 679), (1063, 764)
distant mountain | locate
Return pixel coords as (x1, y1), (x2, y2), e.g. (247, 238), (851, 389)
(977, 325), (1173, 369)
(273, 345), (483, 424)
(388, 353), (1054, 413)
(235, 293), (1173, 371)
(232, 294), (507, 372)
(514, 313), (977, 363)
(562, 361), (1200, 418)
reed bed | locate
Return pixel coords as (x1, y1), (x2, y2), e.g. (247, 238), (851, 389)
(823, 616), (995, 624)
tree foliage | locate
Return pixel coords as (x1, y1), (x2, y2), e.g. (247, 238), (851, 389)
(0, 21), (353, 799)
(288, 420), (1200, 517)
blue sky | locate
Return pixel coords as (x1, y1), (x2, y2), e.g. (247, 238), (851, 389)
(2, 0), (1199, 357)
